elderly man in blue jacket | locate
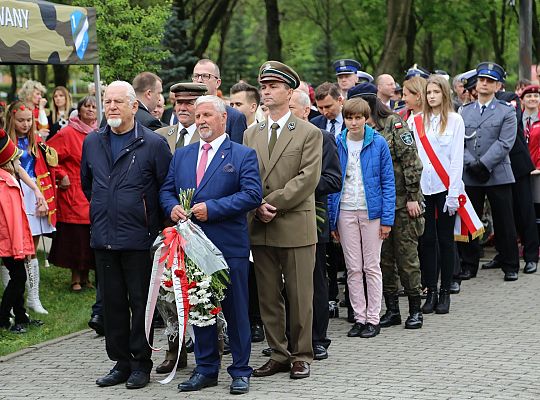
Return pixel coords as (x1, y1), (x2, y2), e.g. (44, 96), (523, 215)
(81, 81), (172, 390)
(160, 95), (262, 395)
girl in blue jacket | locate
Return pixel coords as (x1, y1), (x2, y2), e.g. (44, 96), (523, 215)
(329, 98), (395, 338)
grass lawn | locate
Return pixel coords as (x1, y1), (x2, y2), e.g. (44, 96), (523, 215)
(0, 252), (96, 357)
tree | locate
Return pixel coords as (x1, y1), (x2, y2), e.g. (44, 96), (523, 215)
(74, 0), (170, 83)
(265, 0), (282, 60)
(376, 0), (412, 76)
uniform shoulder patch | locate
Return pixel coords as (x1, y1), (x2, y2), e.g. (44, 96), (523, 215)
(400, 131), (414, 146)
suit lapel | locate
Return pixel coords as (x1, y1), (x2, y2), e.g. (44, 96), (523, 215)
(264, 114), (295, 178)
(189, 129), (200, 144)
(167, 125), (177, 151)
(195, 136), (230, 194)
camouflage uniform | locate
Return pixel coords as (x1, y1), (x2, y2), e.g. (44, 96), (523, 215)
(379, 113), (424, 296)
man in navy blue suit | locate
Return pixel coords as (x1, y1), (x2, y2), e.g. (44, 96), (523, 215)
(310, 82), (345, 136)
(159, 95), (262, 395)
(191, 59), (248, 143)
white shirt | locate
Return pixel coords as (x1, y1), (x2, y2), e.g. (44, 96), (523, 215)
(477, 98), (493, 114)
(412, 112), (465, 198)
(340, 138), (367, 210)
(196, 133), (227, 172)
(406, 110), (422, 130)
(325, 113), (343, 134)
(176, 123), (197, 147)
(267, 111), (291, 143)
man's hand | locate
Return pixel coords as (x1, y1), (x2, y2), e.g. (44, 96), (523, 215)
(170, 205), (188, 223)
(406, 201), (422, 218)
(379, 225), (391, 240)
(255, 203), (277, 223)
(191, 202), (208, 222)
(58, 175), (70, 190)
(330, 230), (340, 243)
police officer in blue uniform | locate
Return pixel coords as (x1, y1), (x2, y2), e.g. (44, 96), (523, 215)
(459, 62), (520, 281)
(333, 59), (361, 98)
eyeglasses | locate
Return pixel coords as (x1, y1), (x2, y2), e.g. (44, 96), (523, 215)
(191, 73), (219, 82)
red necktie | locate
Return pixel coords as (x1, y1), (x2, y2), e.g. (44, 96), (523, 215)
(196, 143), (212, 187)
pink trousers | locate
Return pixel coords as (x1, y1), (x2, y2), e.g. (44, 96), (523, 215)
(337, 210), (383, 325)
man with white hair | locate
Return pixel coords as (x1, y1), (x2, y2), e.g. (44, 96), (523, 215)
(160, 95), (262, 394)
(81, 81), (172, 390)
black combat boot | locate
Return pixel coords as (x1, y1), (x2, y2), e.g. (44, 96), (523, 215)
(379, 293), (401, 328)
(404, 296), (423, 329)
(421, 288), (438, 314)
(435, 289), (450, 314)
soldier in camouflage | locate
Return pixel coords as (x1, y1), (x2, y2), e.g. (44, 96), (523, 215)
(348, 83), (425, 329)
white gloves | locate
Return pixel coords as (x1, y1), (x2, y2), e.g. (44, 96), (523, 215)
(443, 196), (459, 216)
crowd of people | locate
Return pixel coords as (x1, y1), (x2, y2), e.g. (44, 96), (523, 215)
(1, 56), (539, 395)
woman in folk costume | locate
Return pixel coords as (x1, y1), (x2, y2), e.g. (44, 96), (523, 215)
(5, 101), (58, 315)
(0, 129), (44, 333)
(412, 75), (466, 315)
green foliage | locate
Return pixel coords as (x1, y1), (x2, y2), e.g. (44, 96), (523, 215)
(0, 253), (95, 357)
(74, 0), (171, 83)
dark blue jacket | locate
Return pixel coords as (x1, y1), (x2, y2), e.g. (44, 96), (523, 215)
(81, 123), (172, 251)
(159, 136), (262, 258)
(328, 125), (395, 230)
(226, 105), (248, 144)
(310, 114), (345, 136)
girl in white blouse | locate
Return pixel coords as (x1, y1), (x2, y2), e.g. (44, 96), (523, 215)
(412, 75), (465, 315)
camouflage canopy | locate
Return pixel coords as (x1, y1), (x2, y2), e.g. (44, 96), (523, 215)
(0, 0), (98, 65)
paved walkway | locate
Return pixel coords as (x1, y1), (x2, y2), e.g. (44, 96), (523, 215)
(1, 250), (540, 399)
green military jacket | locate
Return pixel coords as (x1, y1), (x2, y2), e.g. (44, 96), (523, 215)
(379, 114), (423, 209)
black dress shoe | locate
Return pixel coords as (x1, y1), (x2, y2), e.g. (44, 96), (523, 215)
(524, 262), (537, 274)
(504, 271), (518, 281)
(261, 347), (273, 356)
(88, 315), (104, 336)
(449, 281), (460, 294)
(178, 372), (218, 392)
(313, 344), (328, 360)
(126, 371), (150, 389)
(347, 322), (365, 337)
(482, 259), (501, 269)
(185, 337), (194, 353)
(359, 323), (380, 338)
(251, 323), (265, 343)
(230, 376), (249, 394)
(96, 369), (130, 387)
(458, 269), (472, 280)
(9, 323), (27, 334)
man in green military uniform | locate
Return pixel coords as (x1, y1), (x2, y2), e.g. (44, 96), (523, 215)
(348, 83), (425, 329)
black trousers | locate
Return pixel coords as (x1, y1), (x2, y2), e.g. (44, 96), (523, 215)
(459, 184), (519, 273)
(312, 242), (331, 349)
(95, 249), (153, 374)
(326, 241), (344, 302)
(0, 257), (29, 326)
(503, 175), (538, 263)
(420, 192), (456, 290)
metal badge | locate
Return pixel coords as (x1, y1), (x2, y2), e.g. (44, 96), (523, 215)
(288, 122), (296, 131)
(167, 127), (175, 136)
(259, 122), (266, 130)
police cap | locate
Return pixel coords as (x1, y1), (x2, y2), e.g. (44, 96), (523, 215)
(476, 62), (506, 82)
(460, 69), (478, 91)
(405, 64), (430, 80)
(333, 59), (362, 76)
(259, 61), (300, 89)
(357, 71), (374, 83)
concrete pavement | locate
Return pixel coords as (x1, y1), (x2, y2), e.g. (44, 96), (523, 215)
(1, 251), (539, 399)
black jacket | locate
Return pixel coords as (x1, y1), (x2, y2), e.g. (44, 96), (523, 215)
(136, 102), (164, 131)
(81, 123), (172, 251)
(315, 129), (342, 242)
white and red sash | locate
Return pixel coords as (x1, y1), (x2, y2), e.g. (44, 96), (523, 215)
(414, 115), (484, 241)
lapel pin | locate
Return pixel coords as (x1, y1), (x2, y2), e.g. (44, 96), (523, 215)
(221, 152), (225, 159)
(288, 122), (296, 131)
(259, 122), (266, 130)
